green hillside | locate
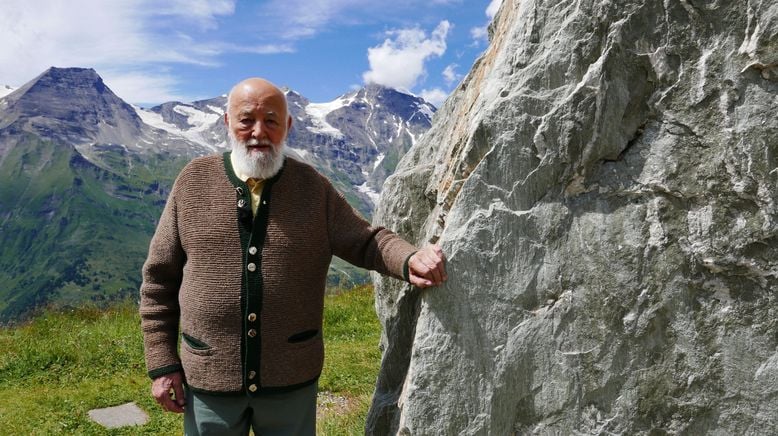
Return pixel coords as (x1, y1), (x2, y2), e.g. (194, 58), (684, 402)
(0, 134), (188, 322)
(0, 285), (381, 434)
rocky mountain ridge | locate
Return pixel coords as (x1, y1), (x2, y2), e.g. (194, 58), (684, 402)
(0, 85), (15, 99)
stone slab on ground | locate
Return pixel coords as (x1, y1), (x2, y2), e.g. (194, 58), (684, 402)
(88, 402), (148, 429)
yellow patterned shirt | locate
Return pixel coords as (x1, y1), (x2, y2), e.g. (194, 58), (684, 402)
(230, 152), (266, 217)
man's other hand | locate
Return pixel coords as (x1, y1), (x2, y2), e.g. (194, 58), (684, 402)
(408, 244), (448, 288)
(152, 371), (186, 413)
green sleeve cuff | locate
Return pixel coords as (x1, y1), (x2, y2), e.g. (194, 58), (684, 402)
(148, 364), (183, 379)
(403, 251), (417, 282)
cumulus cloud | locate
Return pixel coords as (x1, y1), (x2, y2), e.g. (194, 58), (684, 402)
(419, 88), (449, 108)
(486, 0), (503, 19)
(470, 0), (504, 44)
(362, 21), (451, 92)
(0, 0), (236, 70)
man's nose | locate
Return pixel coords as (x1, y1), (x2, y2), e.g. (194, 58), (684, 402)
(251, 121), (266, 139)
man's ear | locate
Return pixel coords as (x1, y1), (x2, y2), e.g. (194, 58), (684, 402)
(224, 113), (229, 127)
(287, 114), (293, 131)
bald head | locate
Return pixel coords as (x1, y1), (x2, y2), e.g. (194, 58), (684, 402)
(226, 78), (288, 118)
(224, 77), (292, 152)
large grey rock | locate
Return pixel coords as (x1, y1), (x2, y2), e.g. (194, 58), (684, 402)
(369, 0), (778, 434)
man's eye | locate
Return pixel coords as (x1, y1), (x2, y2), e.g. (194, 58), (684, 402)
(266, 119), (278, 127)
(239, 119), (253, 125)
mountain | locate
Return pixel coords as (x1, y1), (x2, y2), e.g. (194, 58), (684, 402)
(0, 67), (143, 146)
(0, 67), (434, 323)
(0, 85), (15, 99)
(284, 85), (434, 211)
(135, 95), (227, 155)
(0, 67), (201, 322)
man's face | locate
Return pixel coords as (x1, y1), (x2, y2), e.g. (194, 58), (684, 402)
(225, 80), (291, 156)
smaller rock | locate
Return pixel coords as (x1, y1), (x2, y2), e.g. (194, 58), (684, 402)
(88, 402), (148, 429)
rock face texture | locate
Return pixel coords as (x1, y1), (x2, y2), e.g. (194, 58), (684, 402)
(369, 0), (778, 434)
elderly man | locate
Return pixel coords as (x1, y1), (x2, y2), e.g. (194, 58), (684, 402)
(140, 77), (447, 435)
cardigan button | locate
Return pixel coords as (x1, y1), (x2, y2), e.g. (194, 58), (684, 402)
(248, 246), (257, 255)
(248, 329), (257, 338)
(248, 313), (257, 322)
(247, 263), (256, 272)
(248, 384), (257, 392)
(248, 370), (256, 380)
(238, 199), (246, 208)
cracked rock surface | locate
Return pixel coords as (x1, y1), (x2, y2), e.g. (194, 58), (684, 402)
(368, 0), (778, 434)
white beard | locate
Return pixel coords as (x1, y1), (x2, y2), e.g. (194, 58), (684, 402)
(229, 132), (285, 180)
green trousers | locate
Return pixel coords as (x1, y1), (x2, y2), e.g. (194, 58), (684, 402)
(184, 383), (317, 435)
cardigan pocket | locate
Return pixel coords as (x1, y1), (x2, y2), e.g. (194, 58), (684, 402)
(181, 333), (213, 356)
(288, 329), (319, 344)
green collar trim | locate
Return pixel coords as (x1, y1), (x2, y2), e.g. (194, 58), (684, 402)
(222, 151), (286, 394)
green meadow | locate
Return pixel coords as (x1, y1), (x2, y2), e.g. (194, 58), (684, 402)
(0, 285), (382, 435)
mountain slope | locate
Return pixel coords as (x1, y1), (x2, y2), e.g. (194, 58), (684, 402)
(0, 68), (204, 322)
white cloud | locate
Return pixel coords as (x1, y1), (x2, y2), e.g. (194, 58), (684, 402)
(0, 0), (257, 103)
(470, 26), (489, 43)
(156, 0), (236, 29)
(419, 88), (449, 108)
(102, 71), (190, 106)
(258, 0), (461, 41)
(362, 21), (451, 92)
(200, 42), (295, 56)
(486, 0), (503, 19)
(0, 0), (306, 102)
(258, 0), (358, 39)
(442, 64), (462, 86)
(470, 0), (503, 44)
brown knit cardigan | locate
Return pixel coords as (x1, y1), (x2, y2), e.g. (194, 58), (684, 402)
(140, 153), (417, 394)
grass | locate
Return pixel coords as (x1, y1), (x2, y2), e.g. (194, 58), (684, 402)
(0, 285), (382, 435)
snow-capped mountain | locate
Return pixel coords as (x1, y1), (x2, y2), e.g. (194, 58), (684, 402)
(0, 67), (215, 172)
(135, 96), (228, 153)
(285, 85), (435, 208)
(0, 85), (15, 99)
(0, 67), (144, 146)
(134, 83), (435, 212)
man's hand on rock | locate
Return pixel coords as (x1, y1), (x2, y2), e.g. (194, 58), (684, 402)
(408, 244), (448, 288)
(152, 371), (186, 413)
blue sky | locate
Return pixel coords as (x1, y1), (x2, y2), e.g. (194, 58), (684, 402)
(1, 0), (501, 107)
